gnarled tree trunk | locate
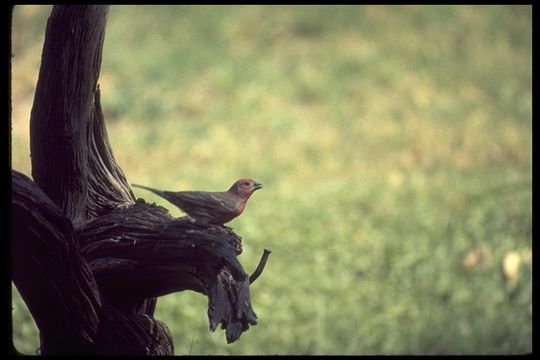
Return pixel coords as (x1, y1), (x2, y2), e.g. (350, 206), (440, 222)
(12, 5), (267, 355)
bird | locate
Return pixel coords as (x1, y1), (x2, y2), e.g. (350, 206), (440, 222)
(132, 178), (263, 225)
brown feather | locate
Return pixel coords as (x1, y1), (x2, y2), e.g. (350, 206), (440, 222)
(132, 179), (262, 225)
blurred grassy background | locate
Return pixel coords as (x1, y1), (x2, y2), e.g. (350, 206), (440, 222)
(11, 5), (531, 355)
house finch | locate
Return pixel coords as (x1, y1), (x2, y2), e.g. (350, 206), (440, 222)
(132, 178), (263, 225)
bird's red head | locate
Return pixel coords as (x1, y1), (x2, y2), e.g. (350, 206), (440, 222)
(229, 178), (263, 197)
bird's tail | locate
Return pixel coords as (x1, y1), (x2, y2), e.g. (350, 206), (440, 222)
(131, 183), (164, 196)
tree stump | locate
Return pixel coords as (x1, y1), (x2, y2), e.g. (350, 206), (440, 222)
(11, 5), (268, 355)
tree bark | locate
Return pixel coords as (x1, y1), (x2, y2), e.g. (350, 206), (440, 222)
(30, 5), (116, 228)
(12, 170), (101, 354)
(12, 5), (266, 355)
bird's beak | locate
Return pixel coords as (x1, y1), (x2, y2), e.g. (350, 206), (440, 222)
(253, 182), (263, 190)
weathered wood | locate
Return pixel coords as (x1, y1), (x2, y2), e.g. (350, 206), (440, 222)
(87, 86), (136, 219)
(29, 5), (134, 227)
(13, 5), (268, 354)
(79, 200), (257, 342)
(30, 5), (111, 227)
(13, 169), (258, 351)
(12, 170), (175, 355)
(12, 170), (101, 354)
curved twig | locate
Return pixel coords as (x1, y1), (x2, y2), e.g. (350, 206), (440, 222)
(249, 249), (272, 284)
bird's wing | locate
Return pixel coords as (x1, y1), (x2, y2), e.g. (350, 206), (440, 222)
(162, 191), (237, 214)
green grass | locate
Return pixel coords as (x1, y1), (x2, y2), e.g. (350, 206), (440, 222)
(11, 5), (531, 355)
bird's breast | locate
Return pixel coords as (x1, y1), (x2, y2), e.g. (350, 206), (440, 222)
(234, 198), (248, 214)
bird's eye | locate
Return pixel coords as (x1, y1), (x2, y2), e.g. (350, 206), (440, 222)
(243, 181), (251, 186)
